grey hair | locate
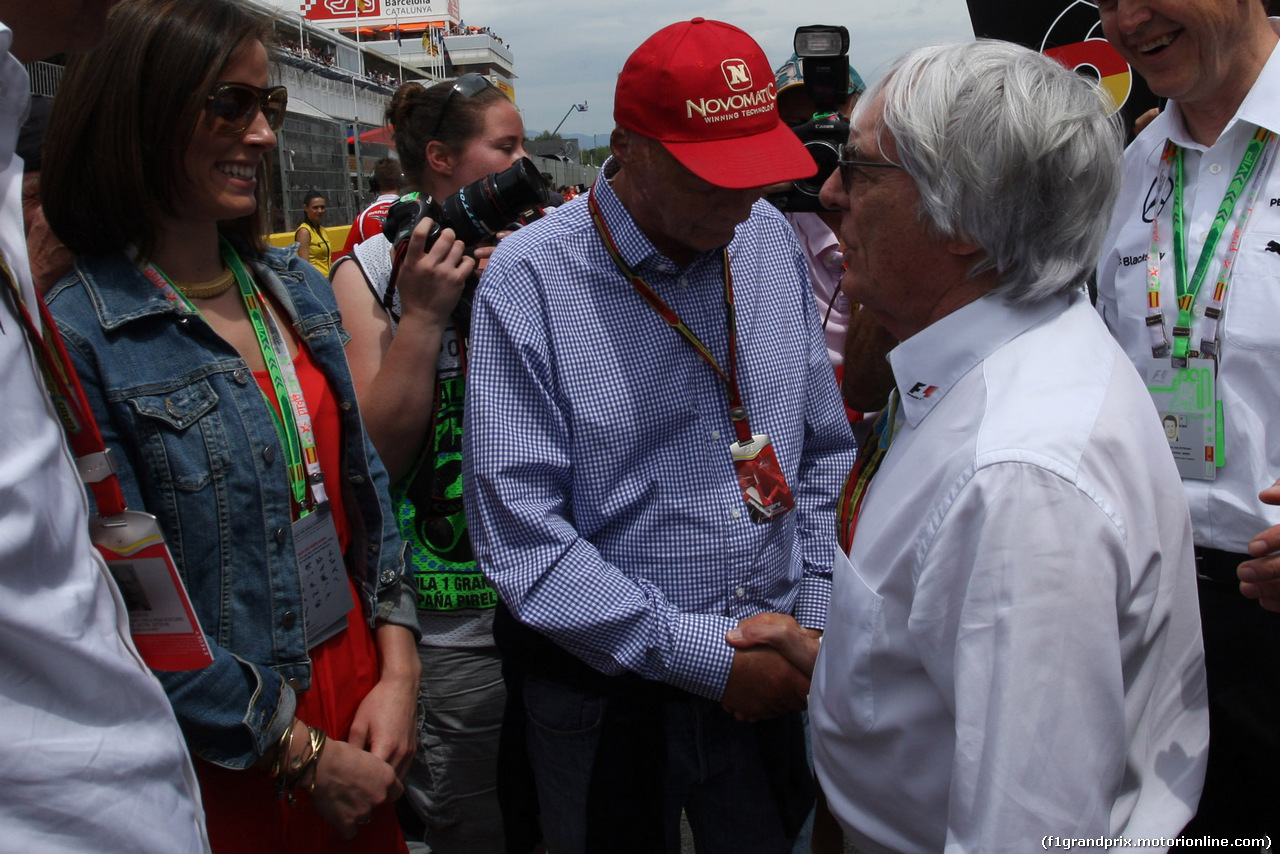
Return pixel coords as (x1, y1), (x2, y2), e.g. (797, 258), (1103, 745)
(856, 40), (1124, 304)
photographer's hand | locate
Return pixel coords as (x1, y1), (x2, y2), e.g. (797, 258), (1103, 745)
(396, 216), (474, 327)
(331, 214), (473, 481)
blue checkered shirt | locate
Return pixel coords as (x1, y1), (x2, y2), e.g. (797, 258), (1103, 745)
(462, 167), (857, 701)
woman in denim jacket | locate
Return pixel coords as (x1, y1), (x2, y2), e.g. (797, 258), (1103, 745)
(41, 1), (419, 850)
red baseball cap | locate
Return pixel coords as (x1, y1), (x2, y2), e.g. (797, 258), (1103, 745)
(614, 18), (817, 190)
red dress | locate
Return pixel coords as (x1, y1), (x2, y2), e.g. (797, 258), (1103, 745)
(196, 342), (407, 854)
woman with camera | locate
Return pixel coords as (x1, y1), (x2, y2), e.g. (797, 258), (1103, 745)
(331, 75), (529, 853)
(295, 191), (332, 276)
(42, 1), (419, 850)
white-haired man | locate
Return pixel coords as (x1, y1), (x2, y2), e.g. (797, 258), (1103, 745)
(1095, 0), (1280, 838)
(731, 40), (1208, 851)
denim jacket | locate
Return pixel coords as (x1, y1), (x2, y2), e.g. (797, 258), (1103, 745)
(47, 244), (416, 769)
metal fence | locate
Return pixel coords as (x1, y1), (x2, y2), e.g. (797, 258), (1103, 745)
(272, 114), (355, 237)
(25, 61), (62, 97)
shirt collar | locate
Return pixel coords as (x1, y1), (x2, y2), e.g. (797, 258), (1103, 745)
(888, 291), (1070, 428)
(593, 155), (721, 278)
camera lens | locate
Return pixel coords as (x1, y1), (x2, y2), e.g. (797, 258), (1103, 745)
(795, 138), (839, 198)
(439, 157), (548, 245)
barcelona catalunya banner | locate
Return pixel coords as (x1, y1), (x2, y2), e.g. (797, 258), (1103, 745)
(966, 0), (1159, 140)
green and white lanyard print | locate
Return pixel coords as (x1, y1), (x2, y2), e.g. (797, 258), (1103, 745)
(1143, 127), (1277, 480)
(141, 237), (352, 647)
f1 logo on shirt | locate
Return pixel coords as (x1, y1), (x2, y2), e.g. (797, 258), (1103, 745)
(907, 382), (938, 400)
(721, 59), (752, 92)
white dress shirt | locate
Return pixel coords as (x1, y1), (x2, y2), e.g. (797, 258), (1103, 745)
(810, 293), (1208, 853)
(1096, 20), (1280, 553)
(0, 26), (208, 853)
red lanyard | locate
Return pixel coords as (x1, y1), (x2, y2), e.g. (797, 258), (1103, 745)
(0, 252), (127, 517)
(587, 183), (752, 444)
(834, 390), (898, 553)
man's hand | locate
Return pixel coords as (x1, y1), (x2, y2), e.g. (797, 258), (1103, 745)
(726, 612), (821, 679)
(1239, 478), (1280, 613)
(720, 613), (817, 722)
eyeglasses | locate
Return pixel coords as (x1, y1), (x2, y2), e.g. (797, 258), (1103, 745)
(205, 83), (288, 135)
(430, 73), (493, 137)
(836, 143), (903, 192)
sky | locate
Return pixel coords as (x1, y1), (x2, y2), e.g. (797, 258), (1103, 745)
(459, 0), (978, 142)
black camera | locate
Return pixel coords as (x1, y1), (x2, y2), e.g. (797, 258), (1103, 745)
(769, 26), (854, 213)
(383, 155), (548, 252)
(380, 156), (548, 332)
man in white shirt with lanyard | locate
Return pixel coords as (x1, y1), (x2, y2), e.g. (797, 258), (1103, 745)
(1095, 0), (1280, 839)
(0, 2), (208, 850)
(732, 39), (1209, 851)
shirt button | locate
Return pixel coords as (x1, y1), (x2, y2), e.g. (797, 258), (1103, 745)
(286, 677), (302, 691)
(340, 400), (352, 411)
(711, 430), (721, 441)
(233, 368), (250, 385)
(734, 586), (746, 599)
(1208, 162), (1222, 175)
(350, 473), (365, 484)
(263, 445), (276, 463)
(380, 569), (396, 585)
(731, 508), (742, 520)
(275, 527), (288, 545)
(281, 610), (297, 629)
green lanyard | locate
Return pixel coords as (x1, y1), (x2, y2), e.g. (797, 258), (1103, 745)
(1167, 128), (1273, 362)
(145, 238), (324, 511)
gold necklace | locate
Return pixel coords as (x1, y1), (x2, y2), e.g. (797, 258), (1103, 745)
(173, 266), (236, 300)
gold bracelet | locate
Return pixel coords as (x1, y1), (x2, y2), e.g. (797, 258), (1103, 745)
(267, 719), (297, 779)
(302, 726), (327, 795)
(276, 730), (312, 806)
(277, 726), (327, 806)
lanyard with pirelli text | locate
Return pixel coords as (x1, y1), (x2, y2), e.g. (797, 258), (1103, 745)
(1147, 127), (1276, 364)
(0, 251), (127, 517)
(587, 182), (752, 444)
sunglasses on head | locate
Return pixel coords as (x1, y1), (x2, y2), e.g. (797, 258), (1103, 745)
(836, 143), (903, 192)
(205, 83), (288, 135)
(430, 73), (493, 137)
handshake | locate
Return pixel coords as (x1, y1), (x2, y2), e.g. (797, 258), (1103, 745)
(721, 613), (823, 722)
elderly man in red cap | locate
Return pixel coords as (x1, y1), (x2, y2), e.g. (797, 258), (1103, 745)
(462, 17), (856, 854)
